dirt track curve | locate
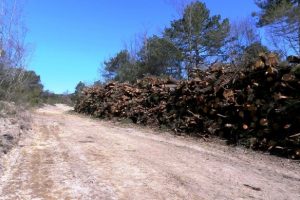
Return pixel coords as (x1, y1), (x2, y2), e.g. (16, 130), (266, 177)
(0, 104), (299, 200)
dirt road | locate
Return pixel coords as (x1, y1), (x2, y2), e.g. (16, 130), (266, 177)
(0, 105), (299, 200)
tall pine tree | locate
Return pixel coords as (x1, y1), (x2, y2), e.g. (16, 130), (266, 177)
(164, 1), (230, 71)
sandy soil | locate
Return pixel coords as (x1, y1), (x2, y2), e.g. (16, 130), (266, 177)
(0, 104), (299, 200)
(0, 101), (31, 161)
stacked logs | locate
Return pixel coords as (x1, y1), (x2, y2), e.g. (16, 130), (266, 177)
(75, 54), (300, 158)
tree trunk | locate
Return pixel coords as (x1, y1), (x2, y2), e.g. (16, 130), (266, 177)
(195, 48), (201, 68)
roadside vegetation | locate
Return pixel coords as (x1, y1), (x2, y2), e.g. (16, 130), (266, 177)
(0, 1), (72, 158)
(0, 1), (74, 107)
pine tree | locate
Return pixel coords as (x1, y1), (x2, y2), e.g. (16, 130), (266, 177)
(254, 0), (300, 55)
(164, 1), (230, 70)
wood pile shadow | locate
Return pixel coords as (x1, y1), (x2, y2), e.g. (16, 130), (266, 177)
(75, 54), (300, 159)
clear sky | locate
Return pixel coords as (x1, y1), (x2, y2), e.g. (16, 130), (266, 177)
(25, 0), (258, 93)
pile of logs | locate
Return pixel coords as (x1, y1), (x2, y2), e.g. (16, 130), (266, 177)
(75, 54), (300, 159)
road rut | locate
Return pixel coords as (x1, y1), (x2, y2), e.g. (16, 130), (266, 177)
(0, 104), (299, 199)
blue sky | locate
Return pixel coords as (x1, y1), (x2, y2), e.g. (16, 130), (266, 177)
(25, 0), (258, 93)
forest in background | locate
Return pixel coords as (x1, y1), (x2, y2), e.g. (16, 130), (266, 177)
(0, 0), (299, 106)
(100, 0), (300, 83)
(0, 0), (73, 106)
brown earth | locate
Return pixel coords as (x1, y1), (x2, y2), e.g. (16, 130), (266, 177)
(0, 104), (299, 200)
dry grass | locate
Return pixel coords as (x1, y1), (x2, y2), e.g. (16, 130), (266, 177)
(0, 101), (31, 155)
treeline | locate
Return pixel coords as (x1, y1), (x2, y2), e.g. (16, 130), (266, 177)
(0, 67), (43, 105)
(102, 0), (300, 83)
(0, 1), (73, 106)
(0, 1), (40, 106)
(0, 66), (74, 106)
